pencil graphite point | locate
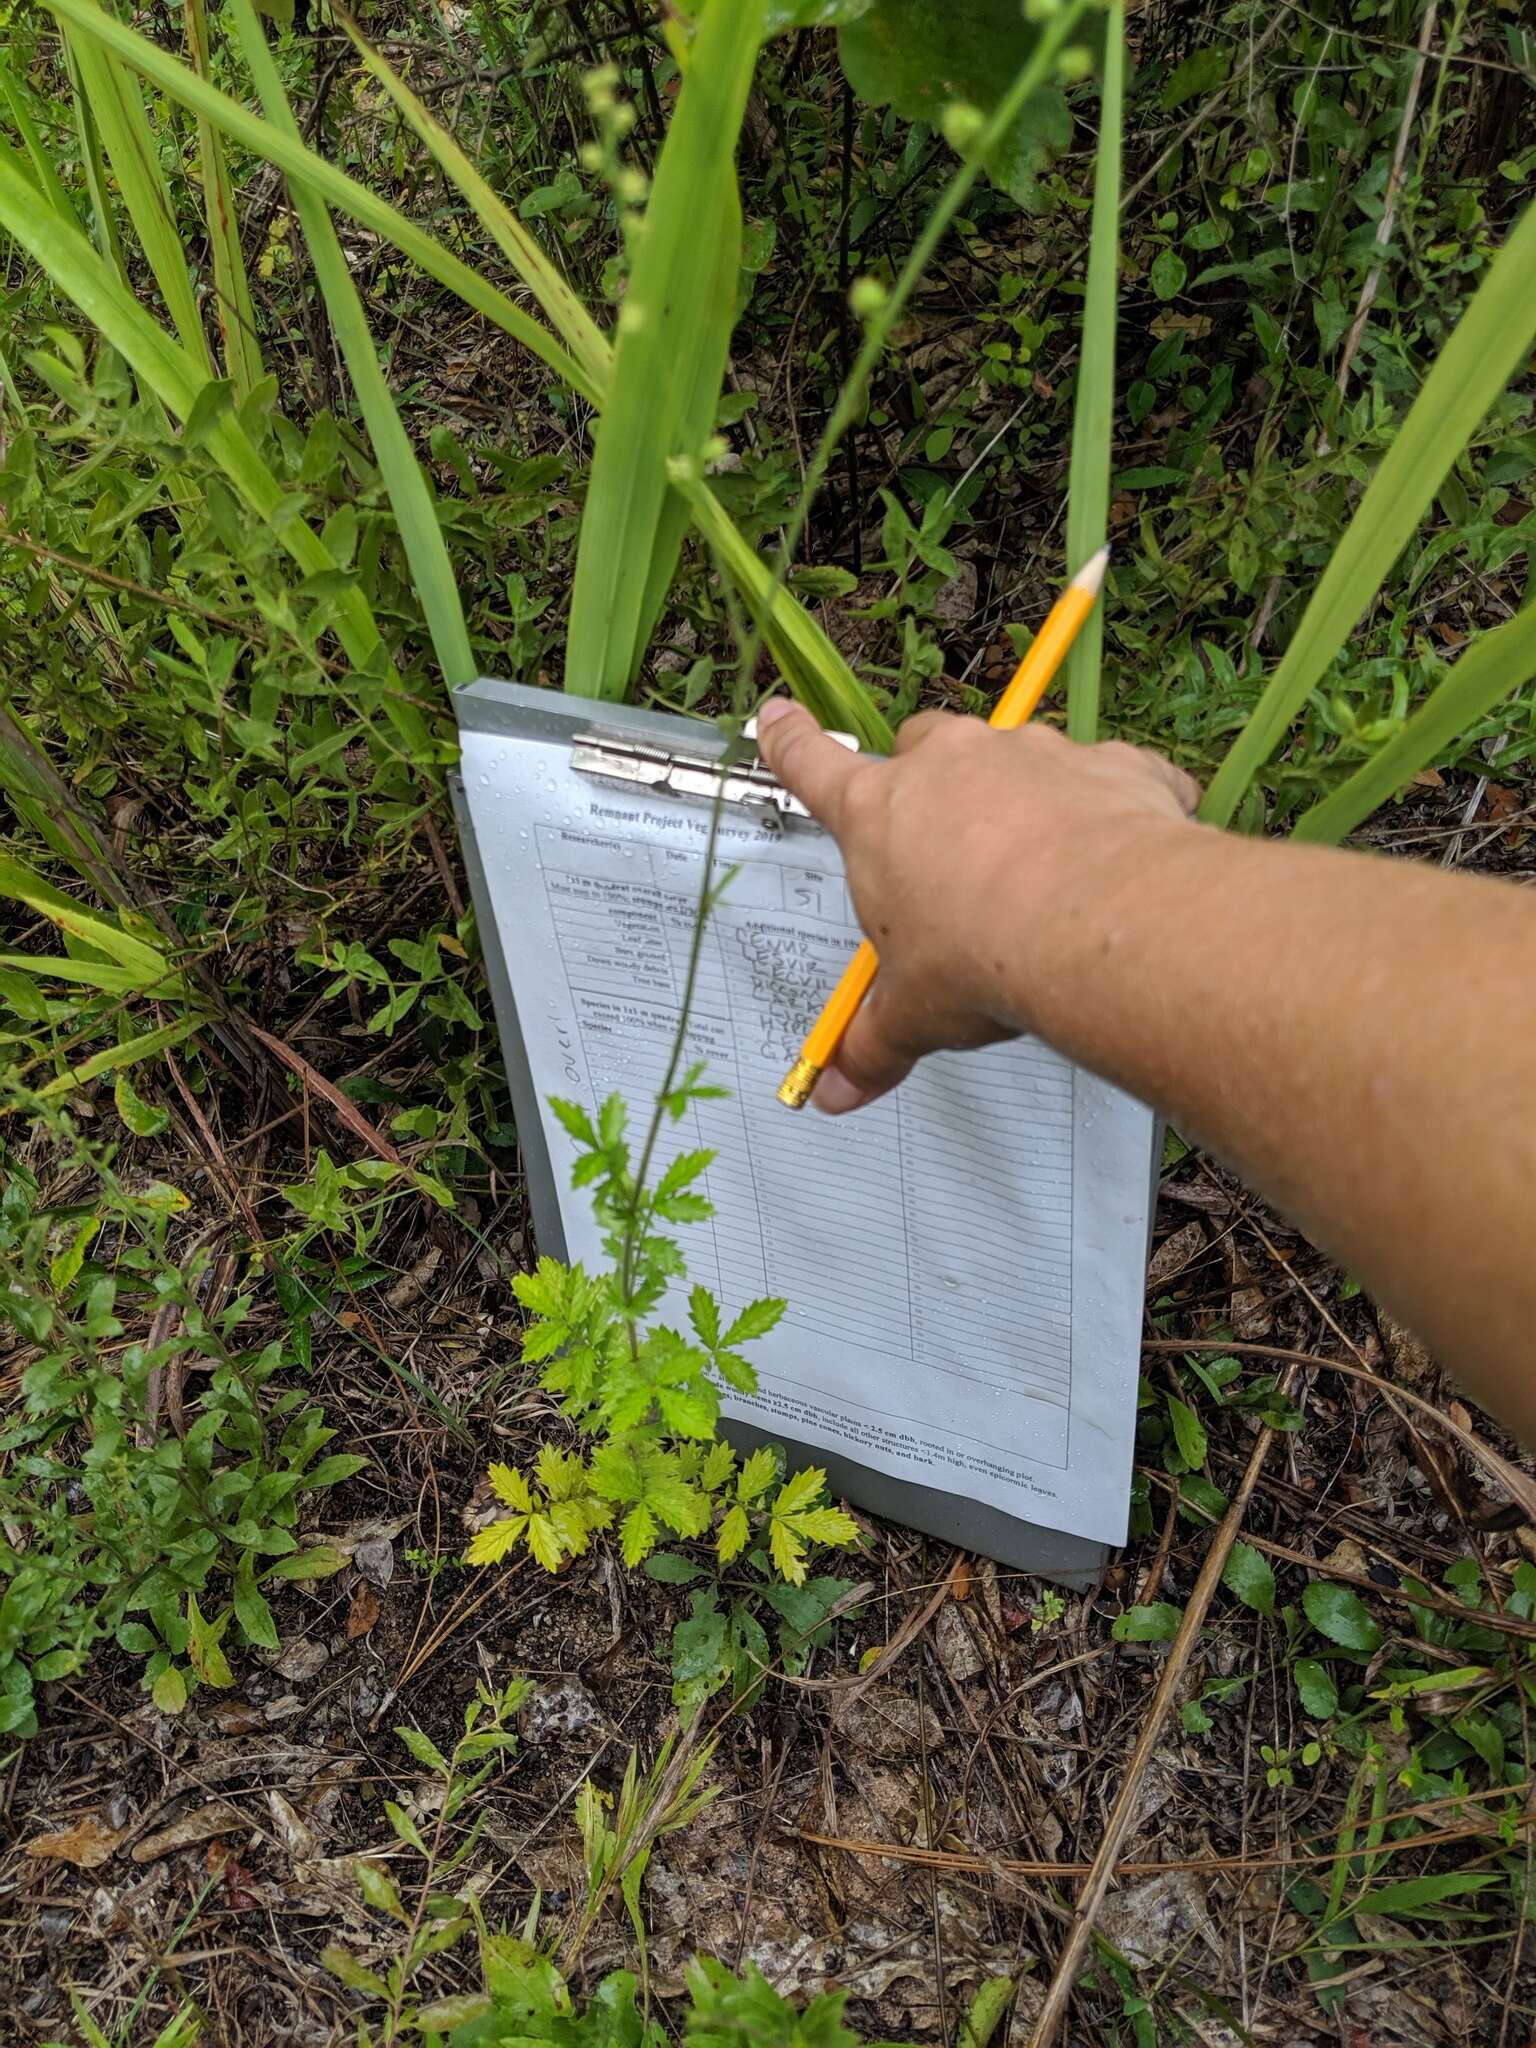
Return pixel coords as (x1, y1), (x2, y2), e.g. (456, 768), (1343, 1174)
(1072, 545), (1110, 596)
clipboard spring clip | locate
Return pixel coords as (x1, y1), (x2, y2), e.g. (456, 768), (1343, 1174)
(570, 720), (857, 831)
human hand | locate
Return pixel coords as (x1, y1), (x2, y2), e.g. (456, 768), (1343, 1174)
(754, 699), (1201, 1112)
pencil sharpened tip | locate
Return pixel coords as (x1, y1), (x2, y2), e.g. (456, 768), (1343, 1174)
(1071, 545), (1110, 597)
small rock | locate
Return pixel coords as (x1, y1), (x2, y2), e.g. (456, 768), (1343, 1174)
(37, 1908), (74, 1947)
(933, 1601), (985, 1684)
(1098, 1870), (1218, 1967)
(932, 557), (979, 633)
(261, 1637), (330, 1685)
(838, 1687), (946, 1757)
(352, 1536), (396, 1588)
(520, 1678), (604, 1746)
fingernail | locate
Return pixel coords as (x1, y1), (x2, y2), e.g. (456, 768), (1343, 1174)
(755, 697), (793, 729)
(813, 1069), (869, 1116)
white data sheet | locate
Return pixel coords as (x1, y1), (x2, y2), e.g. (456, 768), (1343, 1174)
(460, 721), (1155, 1548)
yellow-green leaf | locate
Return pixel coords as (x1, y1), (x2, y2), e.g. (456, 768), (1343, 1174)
(716, 1502), (750, 1563)
(488, 1462), (534, 1512)
(768, 1518), (807, 1586)
(465, 1518), (525, 1566)
(524, 1513), (564, 1572)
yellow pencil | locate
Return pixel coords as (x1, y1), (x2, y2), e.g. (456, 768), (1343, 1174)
(776, 546), (1110, 1110)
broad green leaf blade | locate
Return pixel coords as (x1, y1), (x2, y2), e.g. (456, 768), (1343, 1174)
(1202, 198), (1536, 827)
(838, 0), (1073, 207)
(668, 465), (893, 750)
(61, 24), (213, 373)
(1293, 603), (1536, 844)
(229, 0), (473, 688)
(183, 0), (264, 399)
(1064, 0), (1123, 744)
(566, 0), (766, 700)
(41, 0), (600, 405)
(0, 851), (171, 981)
(333, 9), (609, 396)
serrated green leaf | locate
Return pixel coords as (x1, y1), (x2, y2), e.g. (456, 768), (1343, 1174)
(525, 1514), (564, 1572)
(721, 1296), (787, 1347)
(768, 1519), (807, 1585)
(621, 1503), (658, 1567)
(738, 1446), (778, 1503)
(772, 1466), (826, 1519)
(548, 1097), (598, 1148)
(716, 1502), (750, 1564)
(688, 1284), (721, 1349)
(465, 1517), (525, 1566)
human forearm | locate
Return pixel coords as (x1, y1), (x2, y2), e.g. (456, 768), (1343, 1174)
(754, 698), (1536, 1440)
(1021, 823), (1536, 1431)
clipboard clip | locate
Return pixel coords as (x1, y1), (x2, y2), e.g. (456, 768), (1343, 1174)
(569, 718), (858, 830)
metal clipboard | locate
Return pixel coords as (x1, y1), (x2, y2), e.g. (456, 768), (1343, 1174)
(451, 677), (1137, 1590)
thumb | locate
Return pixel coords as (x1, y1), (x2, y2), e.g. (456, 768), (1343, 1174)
(812, 985), (918, 1115)
(755, 698), (874, 834)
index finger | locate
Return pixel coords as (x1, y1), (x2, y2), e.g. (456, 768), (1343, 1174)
(754, 699), (877, 834)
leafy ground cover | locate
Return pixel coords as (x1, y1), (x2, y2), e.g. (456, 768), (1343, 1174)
(2, 1), (1535, 2042)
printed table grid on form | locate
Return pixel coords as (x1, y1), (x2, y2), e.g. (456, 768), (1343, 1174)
(535, 824), (1076, 1469)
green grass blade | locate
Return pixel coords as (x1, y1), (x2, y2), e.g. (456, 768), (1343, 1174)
(43, 0), (600, 406)
(0, 951), (163, 995)
(668, 463), (893, 751)
(1202, 198), (1536, 827)
(39, 1014), (204, 1097)
(1064, 0), (1123, 744)
(61, 24), (213, 373)
(0, 56), (84, 226)
(0, 851), (171, 980)
(1293, 603), (1536, 845)
(332, 7), (609, 397)
(183, 0), (263, 399)
(59, 32), (127, 271)
(229, 0), (473, 688)
(0, 139), (429, 753)
(566, 0), (765, 699)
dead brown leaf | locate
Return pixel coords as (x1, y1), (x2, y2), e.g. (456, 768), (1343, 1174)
(347, 1582), (383, 1639)
(25, 1812), (124, 1869)
(132, 1801), (246, 1863)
